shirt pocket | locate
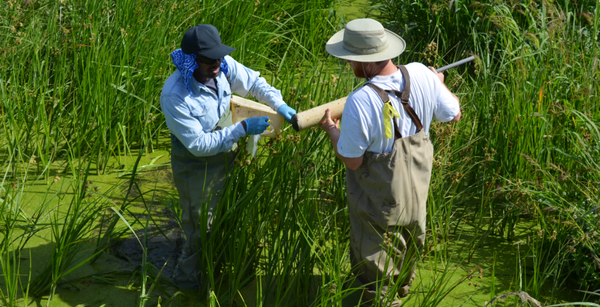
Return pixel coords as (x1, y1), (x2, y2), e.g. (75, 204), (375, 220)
(222, 87), (231, 98)
(190, 109), (207, 117)
(190, 108), (213, 132)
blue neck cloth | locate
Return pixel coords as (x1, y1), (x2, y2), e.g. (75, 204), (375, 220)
(170, 49), (198, 95)
(170, 49), (230, 95)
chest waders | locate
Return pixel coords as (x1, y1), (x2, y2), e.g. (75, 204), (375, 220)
(347, 66), (433, 306)
(170, 102), (237, 289)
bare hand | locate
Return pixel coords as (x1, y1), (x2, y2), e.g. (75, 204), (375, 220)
(428, 66), (445, 84)
(319, 108), (339, 132)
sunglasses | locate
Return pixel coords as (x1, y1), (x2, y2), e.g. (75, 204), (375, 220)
(197, 54), (221, 65)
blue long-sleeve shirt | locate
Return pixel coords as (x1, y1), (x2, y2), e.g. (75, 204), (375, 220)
(160, 55), (285, 157)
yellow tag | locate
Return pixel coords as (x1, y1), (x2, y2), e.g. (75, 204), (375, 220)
(383, 103), (401, 139)
(267, 119), (275, 133)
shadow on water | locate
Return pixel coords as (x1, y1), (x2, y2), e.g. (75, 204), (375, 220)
(1, 146), (588, 307)
(11, 242), (139, 307)
(5, 208), (182, 306)
(2, 199), (585, 306)
(0, 162), (185, 307)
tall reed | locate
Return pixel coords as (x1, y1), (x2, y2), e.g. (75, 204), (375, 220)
(372, 0), (600, 300)
(2, 0), (599, 305)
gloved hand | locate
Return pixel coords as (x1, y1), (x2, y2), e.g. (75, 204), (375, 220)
(243, 116), (271, 135)
(277, 104), (297, 123)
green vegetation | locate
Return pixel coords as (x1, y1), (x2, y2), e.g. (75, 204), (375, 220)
(1, 0), (599, 306)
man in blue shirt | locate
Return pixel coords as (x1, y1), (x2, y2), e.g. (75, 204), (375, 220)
(160, 24), (296, 289)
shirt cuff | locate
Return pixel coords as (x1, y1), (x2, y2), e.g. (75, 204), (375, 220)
(269, 97), (286, 111)
(231, 122), (247, 139)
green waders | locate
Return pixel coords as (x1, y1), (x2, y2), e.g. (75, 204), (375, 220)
(170, 104), (237, 289)
(347, 66), (434, 306)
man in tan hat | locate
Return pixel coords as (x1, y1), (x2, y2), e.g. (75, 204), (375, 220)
(319, 18), (461, 306)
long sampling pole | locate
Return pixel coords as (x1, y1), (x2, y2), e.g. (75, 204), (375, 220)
(435, 56), (475, 72)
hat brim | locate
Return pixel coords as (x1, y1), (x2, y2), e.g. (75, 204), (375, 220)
(326, 29), (406, 62)
(198, 44), (236, 59)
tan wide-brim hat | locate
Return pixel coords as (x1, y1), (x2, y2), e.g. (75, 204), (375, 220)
(326, 18), (406, 62)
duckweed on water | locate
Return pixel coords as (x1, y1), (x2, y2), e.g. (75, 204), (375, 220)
(1, 0), (600, 306)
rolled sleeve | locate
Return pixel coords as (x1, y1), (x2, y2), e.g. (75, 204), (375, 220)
(225, 55), (286, 111)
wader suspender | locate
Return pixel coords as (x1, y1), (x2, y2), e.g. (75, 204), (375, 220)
(364, 65), (424, 139)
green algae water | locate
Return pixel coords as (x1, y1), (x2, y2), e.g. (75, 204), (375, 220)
(1, 0), (599, 306)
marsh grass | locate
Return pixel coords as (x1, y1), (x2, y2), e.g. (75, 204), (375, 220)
(1, 0), (599, 306)
(373, 0), (600, 300)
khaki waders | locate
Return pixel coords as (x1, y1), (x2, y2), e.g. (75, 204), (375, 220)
(347, 66), (434, 306)
(170, 103), (237, 289)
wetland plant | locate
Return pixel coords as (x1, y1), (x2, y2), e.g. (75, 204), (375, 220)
(1, 0), (599, 306)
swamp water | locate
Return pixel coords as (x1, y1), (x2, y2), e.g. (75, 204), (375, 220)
(2, 0), (599, 306)
(2, 138), (584, 307)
